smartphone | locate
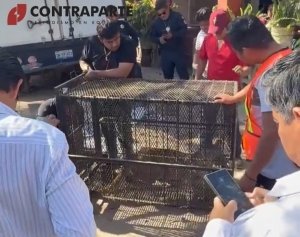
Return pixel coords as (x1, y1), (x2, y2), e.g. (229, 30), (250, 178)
(204, 169), (254, 218)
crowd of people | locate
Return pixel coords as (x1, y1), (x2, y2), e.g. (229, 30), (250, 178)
(0, 0), (300, 236)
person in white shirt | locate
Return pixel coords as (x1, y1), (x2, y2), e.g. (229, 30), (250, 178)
(192, 7), (211, 78)
(0, 48), (96, 236)
(202, 49), (300, 237)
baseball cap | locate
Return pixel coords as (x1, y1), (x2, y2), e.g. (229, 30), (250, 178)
(208, 9), (231, 34)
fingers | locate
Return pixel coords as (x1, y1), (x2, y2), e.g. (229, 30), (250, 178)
(227, 200), (238, 212)
(213, 94), (224, 103)
(213, 196), (224, 208)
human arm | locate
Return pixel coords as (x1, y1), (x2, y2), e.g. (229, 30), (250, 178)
(202, 197), (236, 237)
(232, 65), (251, 78)
(193, 33), (206, 69)
(194, 39), (207, 80)
(149, 22), (166, 45)
(239, 112), (280, 192)
(85, 39), (136, 79)
(195, 59), (207, 80)
(80, 38), (94, 70)
(192, 50), (199, 70)
(85, 63), (134, 79)
(214, 83), (251, 104)
(46, 140), (96, 237)
(171, 14), (187, 38)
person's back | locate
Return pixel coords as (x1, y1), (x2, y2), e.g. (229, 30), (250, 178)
(0, 48), (96, 237)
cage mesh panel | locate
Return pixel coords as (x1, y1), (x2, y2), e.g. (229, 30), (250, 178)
(71, 158), (215, 209)
(56, 77), (238, 208)
(66, 79), (236, 102)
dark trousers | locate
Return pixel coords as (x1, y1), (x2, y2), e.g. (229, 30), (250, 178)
(160, 51), (189, 80)
(255, 174), (276, 190)
(202, 104), (242, 158)
(98, 101), (134, 160)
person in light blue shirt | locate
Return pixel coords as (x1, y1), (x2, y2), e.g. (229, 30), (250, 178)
(202, 47), (300, 237)
(0, 47), (96, 237)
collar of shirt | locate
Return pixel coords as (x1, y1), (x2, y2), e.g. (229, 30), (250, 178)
(0, 102), (19, 117)
(268, 170), (300, 198)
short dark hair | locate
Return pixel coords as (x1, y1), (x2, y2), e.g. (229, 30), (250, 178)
(97, 20), (120, 39)
(155, 0), (168, 11)
(263, 49), (300, 122)
(227, 15), (274, 52)
(195, 7), (211, 22)
(106, 5), (118, 16)
(0, 48), (24, 93)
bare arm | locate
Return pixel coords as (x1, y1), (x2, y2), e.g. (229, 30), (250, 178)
(214, 83), (251, 104)
(195, 59), (207, 80)
(192, 50), (199, 70)
(86, 63), (134, 79)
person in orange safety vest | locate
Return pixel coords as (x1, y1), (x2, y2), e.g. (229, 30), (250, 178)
(214, 16), (298, 192)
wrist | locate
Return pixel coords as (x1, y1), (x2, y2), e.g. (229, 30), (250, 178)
(244, 171), (257, 183)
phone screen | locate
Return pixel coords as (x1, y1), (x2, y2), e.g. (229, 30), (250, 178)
(204, 169), (253, 217)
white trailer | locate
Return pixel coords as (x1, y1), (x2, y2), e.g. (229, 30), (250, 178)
(1, 0), (125, 91)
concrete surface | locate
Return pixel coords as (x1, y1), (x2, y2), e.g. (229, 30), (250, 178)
(17, 66), (247, 236)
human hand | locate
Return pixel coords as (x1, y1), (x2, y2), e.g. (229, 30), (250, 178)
(245, 187), (277, 206)
(209, 197), (237, 222)
(84, 69), (98, 80)
(159, 36), (167, 44)
(232, 65), (250, 77)
(164, 32), (173, 40)
(47, 114), (60, 127)
(214, 94), (236, 104)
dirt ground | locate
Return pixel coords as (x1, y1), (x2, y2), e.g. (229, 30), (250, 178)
(17, 67), (246, 236)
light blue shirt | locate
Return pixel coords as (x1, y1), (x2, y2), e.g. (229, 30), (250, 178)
(0, 102), (96, 237)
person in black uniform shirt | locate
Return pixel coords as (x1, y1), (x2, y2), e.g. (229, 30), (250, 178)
(80, 19), (140, 160)
(150, 0), (189, 80)
(81, 19), (142, 79)
(106, 5), (139, 48)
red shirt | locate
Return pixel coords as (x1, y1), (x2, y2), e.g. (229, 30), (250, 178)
(198, 34), (243, 82)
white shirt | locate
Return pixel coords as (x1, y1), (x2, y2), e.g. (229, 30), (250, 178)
(202, 170), (300, 237)
(195, 30), (208, 78)
(195, 30), (207, 51)
(0, 102), (96, 237)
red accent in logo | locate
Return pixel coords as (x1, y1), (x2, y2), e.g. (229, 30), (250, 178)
(7, 4), (27, 25)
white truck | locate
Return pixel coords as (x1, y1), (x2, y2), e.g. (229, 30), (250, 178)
(1, 0), (125, 91)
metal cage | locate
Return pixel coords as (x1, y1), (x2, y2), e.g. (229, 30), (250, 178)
(55, 75), (238, 208)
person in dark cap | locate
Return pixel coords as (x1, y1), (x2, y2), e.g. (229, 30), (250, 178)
(106, 5), (139, 47)
(150, 0), (189, 80)
(81, 19), (142, 79)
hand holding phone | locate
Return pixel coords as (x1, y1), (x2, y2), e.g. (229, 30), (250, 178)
(204, 169), (254, 219)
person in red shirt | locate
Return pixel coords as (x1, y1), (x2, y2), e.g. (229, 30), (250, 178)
(195, 9), (249, 82)
(195, 9), (250, 168)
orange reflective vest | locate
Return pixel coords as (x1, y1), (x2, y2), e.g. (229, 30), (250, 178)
(242, 48), (292, 161)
